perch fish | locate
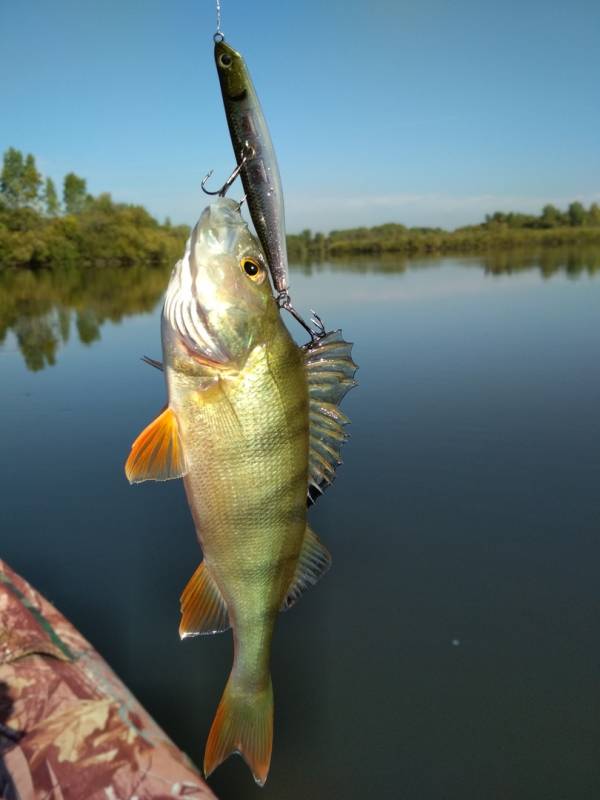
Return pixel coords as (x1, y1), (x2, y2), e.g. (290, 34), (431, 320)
(125, 198), (356, 785)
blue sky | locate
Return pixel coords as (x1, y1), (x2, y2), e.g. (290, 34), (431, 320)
(1, 0), (599, 231)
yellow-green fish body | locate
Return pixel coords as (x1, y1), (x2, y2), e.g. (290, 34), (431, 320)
(126, 198), (356, 785)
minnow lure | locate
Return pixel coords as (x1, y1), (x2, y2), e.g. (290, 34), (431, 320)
(213, 38), (290, 299)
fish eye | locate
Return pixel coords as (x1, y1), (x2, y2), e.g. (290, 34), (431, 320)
(241, 257), (265, 283)
(219, 53), (232, 68)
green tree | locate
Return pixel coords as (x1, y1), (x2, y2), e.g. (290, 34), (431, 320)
(568, 201), (586, 227)
(587, 202), (600, 227)
(1, 147), (25, 208)
(485, 212), (508, 227)
(43, 178), (60, 215)
(63, 172), (87, 214)
(313, 231), (325, 256)
(540, 204), (561, 228)
(22, 154), (42, 207)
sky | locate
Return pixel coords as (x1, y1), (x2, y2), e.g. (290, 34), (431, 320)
(1, 0), (599, 231)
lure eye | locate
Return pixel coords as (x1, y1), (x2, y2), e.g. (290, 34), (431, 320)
(241, 257), (265, 283)
(219, 53), (232, 68)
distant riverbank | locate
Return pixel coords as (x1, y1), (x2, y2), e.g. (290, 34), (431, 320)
(0, 200), (187, 271)
(3, 146), (600, 270)
(4, 203), (600, 272)
(286, 207), (600, 260)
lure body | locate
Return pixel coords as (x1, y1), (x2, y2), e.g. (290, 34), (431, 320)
(214, 40), (290, 296)
(125, 199), (356, 785)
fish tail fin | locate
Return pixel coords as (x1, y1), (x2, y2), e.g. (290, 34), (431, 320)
(204, 672), (274, 787)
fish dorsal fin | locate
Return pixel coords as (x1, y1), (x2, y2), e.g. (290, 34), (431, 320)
(281, 526), (332, 611)
(125, 407), (187, 484)
(304, 330), (357, 502)
(179, 562), (230, 638)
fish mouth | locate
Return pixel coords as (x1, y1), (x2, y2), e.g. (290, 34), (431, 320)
(202, 198), (245, 233)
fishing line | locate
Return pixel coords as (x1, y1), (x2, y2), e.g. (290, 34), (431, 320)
(214, 0), (224, 42)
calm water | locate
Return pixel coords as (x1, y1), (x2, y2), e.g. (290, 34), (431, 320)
(1, 250), (599, 799)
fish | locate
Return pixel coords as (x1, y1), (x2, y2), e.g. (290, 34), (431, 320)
(125, 197), (357, 785)
(214, 39), (290, 298)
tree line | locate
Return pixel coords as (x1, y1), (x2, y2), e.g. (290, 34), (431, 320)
(3, 146), (600, 269)
(0, 147), (90, 215)
(287, 203), (600, 259)
(0, 147), (188, 270)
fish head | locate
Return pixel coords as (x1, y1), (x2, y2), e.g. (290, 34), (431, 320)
(163, 198), (275, 367)
(214, 41), (248, 101)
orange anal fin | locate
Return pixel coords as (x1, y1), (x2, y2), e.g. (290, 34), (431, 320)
(204, 675), (274, 787)
(125, 407), (186, 484)
(179, 562), (230, 638)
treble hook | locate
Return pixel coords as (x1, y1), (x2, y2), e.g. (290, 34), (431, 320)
(201, 141), (256, 197)
(201, 157), (246, 197)
(277, 293), (327, 342)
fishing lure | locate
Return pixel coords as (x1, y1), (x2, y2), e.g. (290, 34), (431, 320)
(207, 35), (290, 301)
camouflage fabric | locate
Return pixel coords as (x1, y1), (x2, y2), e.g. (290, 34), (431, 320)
(0, 560), (216, 800)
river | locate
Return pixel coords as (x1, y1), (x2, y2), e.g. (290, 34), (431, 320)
(1, 248), (599, 799)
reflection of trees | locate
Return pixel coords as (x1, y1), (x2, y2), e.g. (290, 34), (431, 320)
(13, 313), (60, 371)
(2, 245), (600, 372)
(478, 246), (600, 278)
(0, 263), (170, 371)
(291, 246), (600, 278)
(58, 307), (70, 343)
(76, 309), (100, 345)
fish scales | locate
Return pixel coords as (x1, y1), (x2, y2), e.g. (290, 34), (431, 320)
(178, 338), (308, 618)
(125, 198), (356, 786)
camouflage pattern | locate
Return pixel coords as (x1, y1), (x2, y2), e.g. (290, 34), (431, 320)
(0, 560), (217, 800)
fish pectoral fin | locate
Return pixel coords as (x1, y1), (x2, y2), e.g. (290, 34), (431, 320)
(179, 562), (230, 638)
(124, 406), (187, 484)
(304, 330), (357, 504)
(281, 526), (332, 611)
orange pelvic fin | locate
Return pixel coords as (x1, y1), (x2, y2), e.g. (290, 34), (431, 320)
(204, 675), (274, 787)
(179, 562), (230, 638)
(124, 406), (186, 484)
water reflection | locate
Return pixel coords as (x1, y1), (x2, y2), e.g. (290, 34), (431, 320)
(294, 245), (600, 277)
(0, 264), (170, 371)
(1, 245), (599, 371)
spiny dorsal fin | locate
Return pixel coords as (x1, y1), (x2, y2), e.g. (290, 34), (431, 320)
(179, 562), (230, 638)
(282, 526), (332, 611)
(125, 406), (187, 483)
(304, 330), (357, 503)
